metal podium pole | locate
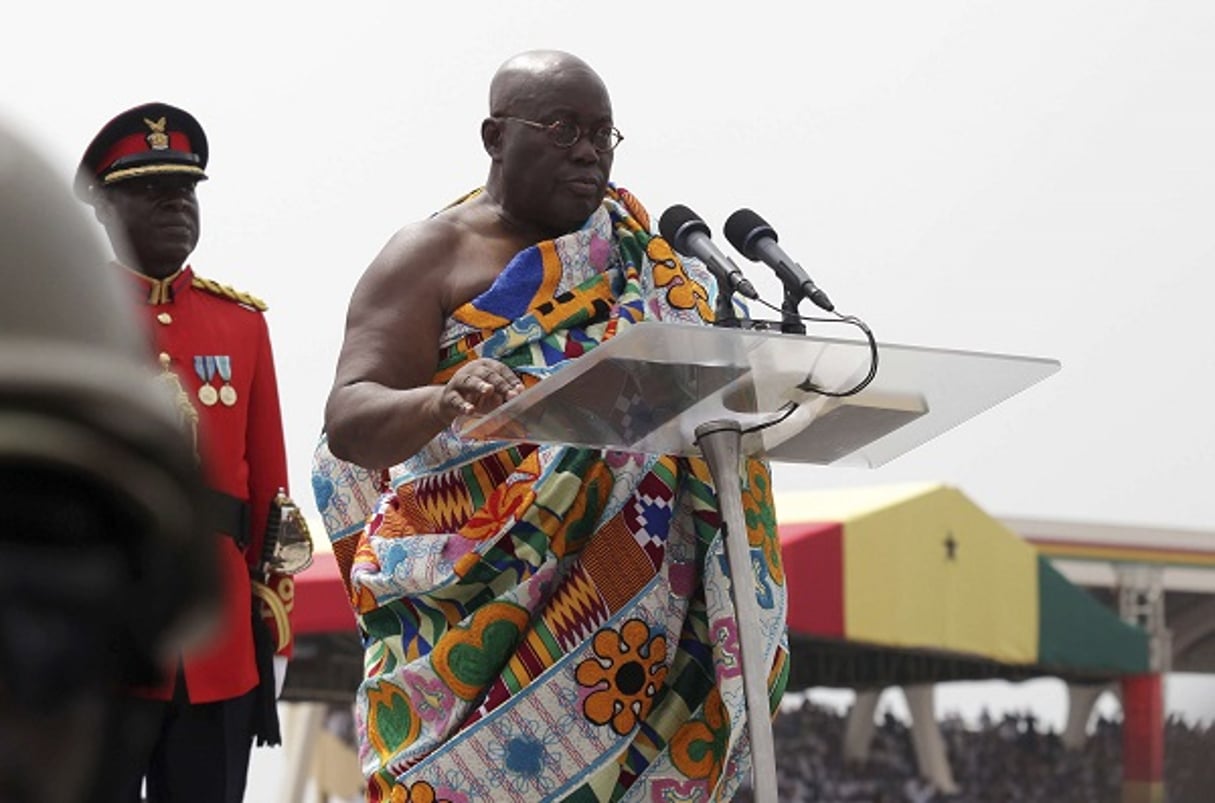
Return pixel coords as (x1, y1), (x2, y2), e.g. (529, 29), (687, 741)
(695, 419), (777, 803)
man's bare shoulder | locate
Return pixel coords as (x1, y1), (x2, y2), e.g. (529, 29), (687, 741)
(368, 196), (492, 279)
(372, 217), (456, 275)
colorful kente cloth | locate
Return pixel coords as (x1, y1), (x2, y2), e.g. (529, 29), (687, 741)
(311, 185), (789, 802)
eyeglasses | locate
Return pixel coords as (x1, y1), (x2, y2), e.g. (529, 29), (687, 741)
(497, 116), (624, 153)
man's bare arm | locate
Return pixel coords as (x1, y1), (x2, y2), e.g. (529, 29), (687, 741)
(323, 222), (521, 469)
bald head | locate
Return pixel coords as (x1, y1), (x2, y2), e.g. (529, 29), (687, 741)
(489, 50), (610, 118)
(481, 50), (616, 237)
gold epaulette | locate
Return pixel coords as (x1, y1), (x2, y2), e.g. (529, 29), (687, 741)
(191, 275), (268, 311)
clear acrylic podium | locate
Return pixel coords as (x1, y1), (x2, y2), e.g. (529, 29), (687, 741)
(460, 321), (1060, 802)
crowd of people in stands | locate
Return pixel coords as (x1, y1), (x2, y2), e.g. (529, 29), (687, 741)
(735, 697), (1214, 803)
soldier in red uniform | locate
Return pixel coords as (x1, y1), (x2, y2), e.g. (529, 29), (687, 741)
(75, 102), (296, 803)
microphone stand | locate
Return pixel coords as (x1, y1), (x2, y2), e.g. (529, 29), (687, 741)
(714, 283), (741, 328)
(780, 285), (806, 335)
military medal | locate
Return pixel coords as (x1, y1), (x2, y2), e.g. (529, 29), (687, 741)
(194, 356), (218, 406)
(217, 355), (237, 406)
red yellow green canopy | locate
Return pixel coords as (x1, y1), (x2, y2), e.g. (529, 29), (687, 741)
(778, 483), (1149, 680)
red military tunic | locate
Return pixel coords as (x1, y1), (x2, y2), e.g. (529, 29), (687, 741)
(120, 263), (294, 703)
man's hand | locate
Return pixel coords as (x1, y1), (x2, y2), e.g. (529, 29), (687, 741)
(437, 358), (524, 420)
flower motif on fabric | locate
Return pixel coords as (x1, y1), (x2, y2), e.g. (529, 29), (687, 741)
(575, 618), (669, 736)
(379, 535), (445, 578)
(589, 231), (612, 272)
(670, 687), (731, 789)
(460, 478), (535, 542)
(605, 449), (647, 471)
(485, 720), (563, 797)
(431, 601), (531, 702)
(388, 779), (458, 803)
(742, 461), (784, 586)
(750, 551), (775, 611)
(646, 237), (713, 321)
(710, 617), (742, 680)
(651, 778), (709, 802)
(711, 546), (774, 613)
(365, 681), (422, 762)
(399, 670), (456, 726)
(311, 474), (335, 512)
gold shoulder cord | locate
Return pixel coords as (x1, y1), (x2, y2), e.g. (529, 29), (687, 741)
(191, 275), (268, 311)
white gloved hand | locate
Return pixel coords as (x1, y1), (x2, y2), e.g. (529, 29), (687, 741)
(273, 654), (288, 699)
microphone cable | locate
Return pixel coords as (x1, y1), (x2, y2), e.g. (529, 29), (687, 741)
(747, 295), (878, 397)
(732, 298), (880, 439)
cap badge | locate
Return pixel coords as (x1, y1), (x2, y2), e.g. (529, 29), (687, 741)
(143, 116), (170, 150)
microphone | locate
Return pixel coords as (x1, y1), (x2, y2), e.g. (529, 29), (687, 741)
(724, 208), (834, 312)
(658, 205), (758, 300)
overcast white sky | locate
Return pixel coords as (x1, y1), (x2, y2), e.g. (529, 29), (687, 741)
(8, 0), (1214, 533)
(6, 0), (1214, 781)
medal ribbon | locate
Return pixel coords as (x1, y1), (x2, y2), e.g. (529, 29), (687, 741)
(193, 356), (217, 386)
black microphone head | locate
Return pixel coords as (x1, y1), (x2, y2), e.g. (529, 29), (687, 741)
(724, 208), (776, 262)
(658, 204), (711, 253)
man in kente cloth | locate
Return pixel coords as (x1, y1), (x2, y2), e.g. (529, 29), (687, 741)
(313, 49), (788, 802)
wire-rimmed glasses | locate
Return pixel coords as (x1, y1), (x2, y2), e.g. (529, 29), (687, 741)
(496, 116), (624, 153)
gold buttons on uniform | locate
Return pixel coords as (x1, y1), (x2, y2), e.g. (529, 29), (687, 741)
(158, 352), (172, 367)
(157, 312), (173, 325)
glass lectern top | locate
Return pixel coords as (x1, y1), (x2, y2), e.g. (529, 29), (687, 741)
(459, 322), (1059, 467)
